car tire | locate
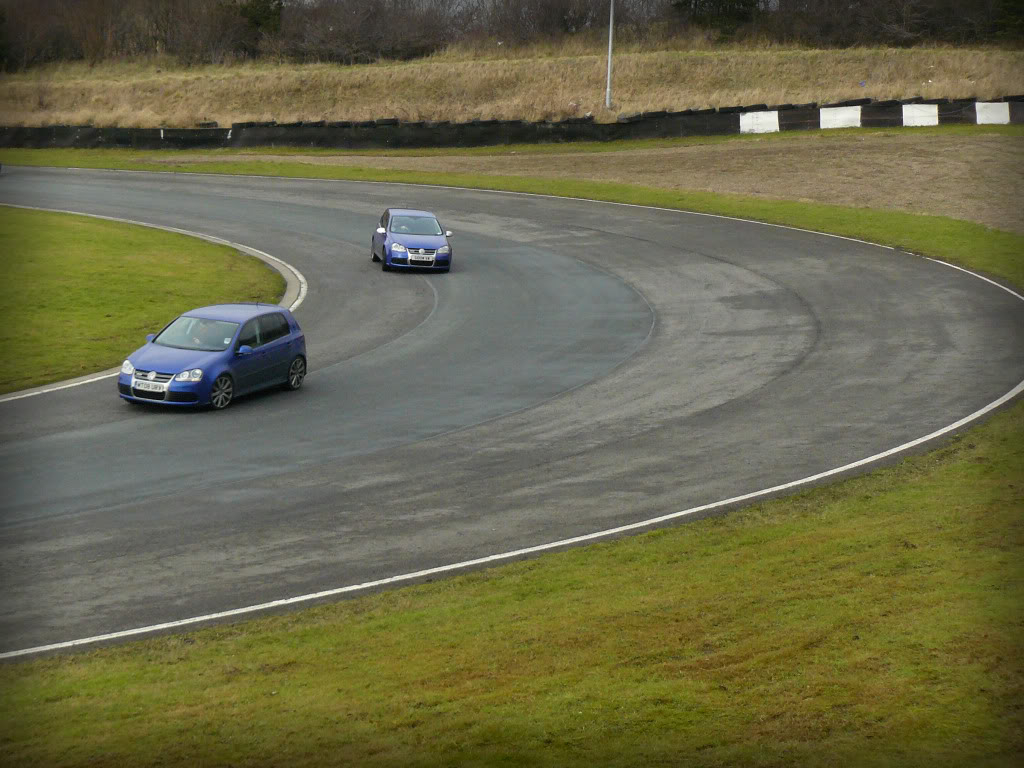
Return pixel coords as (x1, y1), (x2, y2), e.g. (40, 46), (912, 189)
(209, 374), (234, 410)
(370, 241), (379, 262)
(284, 355), (306, 391)
(381, 250), (390, 271)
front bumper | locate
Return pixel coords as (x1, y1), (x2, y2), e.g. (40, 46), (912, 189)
(388, 255), (451, 269)
(118, 374), (203, 406)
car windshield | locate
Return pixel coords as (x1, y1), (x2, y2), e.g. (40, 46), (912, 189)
(390, 215), (443, 236)
(154, 316), (239, 352)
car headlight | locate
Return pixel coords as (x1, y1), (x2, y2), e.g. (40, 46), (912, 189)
(174, 368), (203, 382)
(391, 243), (407, 253)
(121, 360), (135, 375)
(437, 245), (450, 255)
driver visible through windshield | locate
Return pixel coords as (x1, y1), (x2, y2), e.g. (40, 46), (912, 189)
(389, 215), (443, 236)
(154, 316), (239, 351)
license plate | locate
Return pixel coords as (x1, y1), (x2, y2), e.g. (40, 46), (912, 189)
(411, 256), (434, 264)
(134, 380), (166, 392)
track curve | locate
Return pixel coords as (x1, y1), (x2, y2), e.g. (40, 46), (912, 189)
(1, 166), (1022, 655)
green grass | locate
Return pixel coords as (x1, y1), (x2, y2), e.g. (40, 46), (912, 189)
(0, 207), (284, 393)
(0, 140), (1021, 765)
(1, 406), (1021, 766)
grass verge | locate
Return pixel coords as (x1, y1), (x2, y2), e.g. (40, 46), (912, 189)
(0, 206), (284, 394)
(0, 405), (1021, 766)
(0, 149), (1021, 765)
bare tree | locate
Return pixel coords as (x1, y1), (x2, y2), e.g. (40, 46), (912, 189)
(0, 0), (1018, 70)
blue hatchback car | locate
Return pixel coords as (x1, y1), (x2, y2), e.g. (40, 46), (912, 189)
(117, 304), (306, 410)
(371, 208), (453, 272)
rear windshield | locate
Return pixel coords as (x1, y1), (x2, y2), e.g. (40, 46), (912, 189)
(389, 216), (443, 236)
(154, 316), (239, 352)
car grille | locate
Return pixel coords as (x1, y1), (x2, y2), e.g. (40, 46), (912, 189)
(130, 370), (174, 401)
(132, 387), (166, 401)
(408, 249), (436, 264)
(121, 382), (197, 403)
(133, 370), (173, 383)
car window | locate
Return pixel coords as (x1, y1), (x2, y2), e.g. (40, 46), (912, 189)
(381, 211), (390, 229)
(389, 216), (443, 236)
(237, 318), (261, 349)
(154, 316), (238, 352)
(258, 313), (289, 344)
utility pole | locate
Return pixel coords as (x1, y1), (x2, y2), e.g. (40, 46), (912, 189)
(605, 0), (614, 110)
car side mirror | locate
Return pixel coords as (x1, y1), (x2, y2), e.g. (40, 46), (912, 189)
(445, 230), (453, 237)
(236, 345), (253, 356)
(146, 334), (155, 343)
(376, 227), (386, 235)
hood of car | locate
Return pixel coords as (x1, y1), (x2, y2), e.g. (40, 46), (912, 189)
(391, 233), (448, 249)
(128, 343), (224, 373)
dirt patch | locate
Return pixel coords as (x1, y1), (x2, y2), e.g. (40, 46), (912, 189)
(164, 131), (1024, 234)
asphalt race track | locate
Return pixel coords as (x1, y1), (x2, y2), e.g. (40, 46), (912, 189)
(1, 166), (1022, 655)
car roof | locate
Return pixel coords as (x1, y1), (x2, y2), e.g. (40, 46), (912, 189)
(389, 208), (438, 219)
(183, 303), (287, 323)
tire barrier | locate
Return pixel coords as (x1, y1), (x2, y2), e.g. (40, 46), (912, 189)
(1, 96), (1021, 150)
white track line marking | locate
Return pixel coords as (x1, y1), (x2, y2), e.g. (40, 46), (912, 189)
(0, 204), (306, 404)
(2, 173), (1021, 658)
(6, 381), (1024, 658)
(925, 257), (1024, 302)
(59, 164), (896, 250)
(3, 257), (1021, 659)
(0, 372), (121, 404)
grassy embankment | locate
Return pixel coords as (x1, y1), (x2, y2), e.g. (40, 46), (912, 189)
(1, 45), (1021, 127)
(0, 207), (284, 393)
(0, 137), (1022, 765)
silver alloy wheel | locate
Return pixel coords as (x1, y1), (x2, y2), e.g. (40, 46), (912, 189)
(210, 374), (233, 410)
(287, 356), (306, 390)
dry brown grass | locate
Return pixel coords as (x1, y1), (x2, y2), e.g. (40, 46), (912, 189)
(0, 46), (1021, 128)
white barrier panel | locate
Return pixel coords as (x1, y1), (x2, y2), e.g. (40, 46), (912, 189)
(820, 106), (862, 129)
(902, 103), (939, 127)
(740, 111), (780, 134)
(976, 102), (1010, 125)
